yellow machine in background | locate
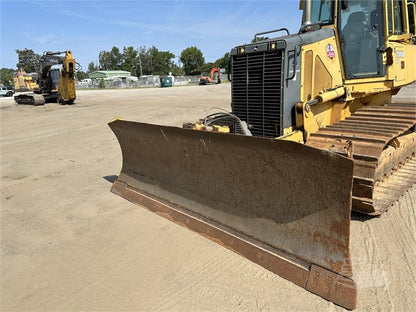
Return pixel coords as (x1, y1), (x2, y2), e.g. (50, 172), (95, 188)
(109, 1), (416, 309)
(13, 68), (39, 92)
(14, 50), (76, 105)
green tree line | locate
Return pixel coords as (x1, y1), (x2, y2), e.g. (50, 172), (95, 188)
(91, 45), (228, 76)
(1, 47), (229, 85)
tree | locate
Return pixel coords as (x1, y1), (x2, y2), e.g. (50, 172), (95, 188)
(121, 46), (139, 75)
(150, 47), (175, 75)
(87, 61), (98, 73)
(98, 78), (105, 88)
(214, 52), (229, 71)
(75, 71), (88, 81)
(98, 46), (123, 70)
(137, 46), (152, 75)
(169, 63), (182, 76)
(180, 47), (205, 75)
(197, 62), (215, 74)
(0, 68), (15, 86)
(15, 49), (41, 73)
(90, 45), (178, 77)
(137, 46), (177, 76)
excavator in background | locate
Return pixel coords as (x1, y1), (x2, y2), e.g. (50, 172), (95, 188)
(14, 50), (76, 105)
(13, 68), (39, 92)
(199, 67), (221, 85)
(109, 1), (416, 309)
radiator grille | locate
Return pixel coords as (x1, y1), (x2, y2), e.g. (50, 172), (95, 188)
(231, 50), (283, 138)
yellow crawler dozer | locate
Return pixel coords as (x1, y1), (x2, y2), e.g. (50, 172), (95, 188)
(109, 1), (416, 309)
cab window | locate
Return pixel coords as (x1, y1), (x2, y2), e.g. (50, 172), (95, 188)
(387, 0), (405, 35)
(339, 0), (384, 78)
(310, 0), (335, 25)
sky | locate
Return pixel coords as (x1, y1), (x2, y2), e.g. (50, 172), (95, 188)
(0, 0), (302, 72)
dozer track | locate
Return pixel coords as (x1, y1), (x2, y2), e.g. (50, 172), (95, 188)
(306, 101), (416, 215)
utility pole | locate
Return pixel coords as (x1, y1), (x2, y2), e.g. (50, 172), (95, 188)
(138, 53), (143, 77)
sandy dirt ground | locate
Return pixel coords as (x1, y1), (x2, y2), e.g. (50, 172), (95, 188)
(1, 84), (415, 311)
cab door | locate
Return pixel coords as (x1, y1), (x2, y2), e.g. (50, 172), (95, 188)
(338, 0), (385, 78)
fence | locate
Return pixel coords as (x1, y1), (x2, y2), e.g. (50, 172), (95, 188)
(76, 73), (227, 89)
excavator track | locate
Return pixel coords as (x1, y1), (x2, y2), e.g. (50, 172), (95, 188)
(14, 94), (45, 106)
(306, 101), (416, 215)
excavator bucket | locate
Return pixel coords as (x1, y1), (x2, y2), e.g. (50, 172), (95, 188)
(109, 120), (357, 309)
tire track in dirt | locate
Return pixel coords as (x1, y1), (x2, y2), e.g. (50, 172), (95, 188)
(351, 187), (416, 311)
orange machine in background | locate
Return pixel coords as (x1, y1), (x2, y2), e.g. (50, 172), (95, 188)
(199, 67), (221, 85)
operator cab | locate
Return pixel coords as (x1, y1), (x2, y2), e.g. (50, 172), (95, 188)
(339, 0), (385, 78)
(303, 0), (412, 79)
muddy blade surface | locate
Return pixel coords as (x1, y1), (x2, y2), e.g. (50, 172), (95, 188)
(109, 120), (357, 309)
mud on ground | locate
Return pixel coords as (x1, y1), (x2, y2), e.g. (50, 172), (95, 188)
(1, 84), (415, 311)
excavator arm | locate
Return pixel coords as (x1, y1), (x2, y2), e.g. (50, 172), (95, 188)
(57, 51), (76, 103)
(210, 67), (221, 83)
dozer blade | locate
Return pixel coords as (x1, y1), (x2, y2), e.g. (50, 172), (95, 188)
(109, 120), (357, 309)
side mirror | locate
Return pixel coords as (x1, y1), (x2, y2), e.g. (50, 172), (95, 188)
(341, 0), (349, 10)
(385, 47), (394, 66)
